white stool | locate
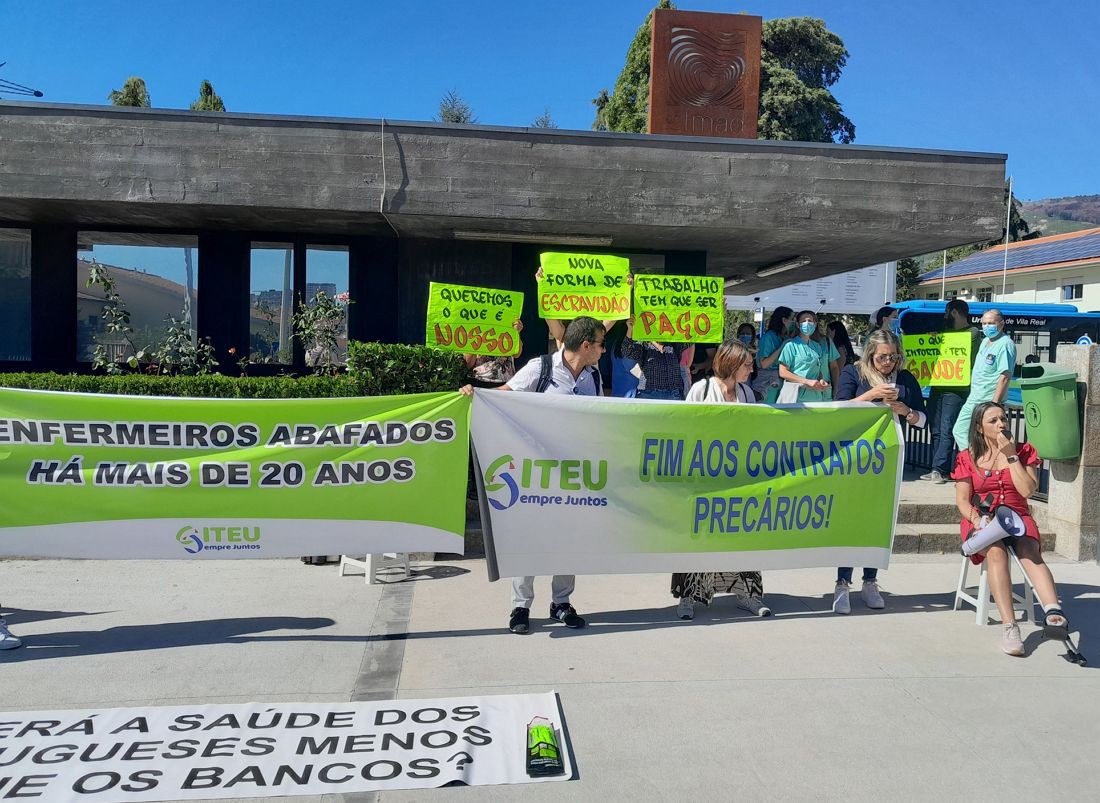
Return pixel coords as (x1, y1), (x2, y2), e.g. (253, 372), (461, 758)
(954, 546), (1038, 625)
(338, 554), (410, 585)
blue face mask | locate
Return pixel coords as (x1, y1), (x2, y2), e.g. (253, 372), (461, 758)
(738, 334), (753, 344)
(982, 324), (1000, 339)
(889, 318), (901, 335)
(800, 321), (816, 337)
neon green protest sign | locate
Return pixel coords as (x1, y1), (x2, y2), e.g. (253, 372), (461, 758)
(902, 331), (972, 387)
(537, 252), (631, 320)
(0, 388), (470, 558)
(425, 282), (523, 356)
(632, 274), (723, 343)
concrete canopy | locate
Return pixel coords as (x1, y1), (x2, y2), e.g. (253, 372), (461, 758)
(0, 102), (1006, 293)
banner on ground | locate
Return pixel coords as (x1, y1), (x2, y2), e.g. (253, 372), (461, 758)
(537, 252), (631, 321)
(472, 392), (903, 578)
(0, 388), (469, 558)
(425, 282), (523, 356)
(631, 274), (723, 343)
(0, 694), (574, 801)
(903, 331), (971, 387)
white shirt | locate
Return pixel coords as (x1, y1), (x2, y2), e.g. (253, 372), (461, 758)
(508, 350), (600, 396)
(685, 377), (755, 404)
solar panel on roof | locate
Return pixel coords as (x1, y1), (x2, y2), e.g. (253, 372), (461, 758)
(920, 230), (1100, 280)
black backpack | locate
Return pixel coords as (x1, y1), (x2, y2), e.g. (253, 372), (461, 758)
(534, 353), (602, 395)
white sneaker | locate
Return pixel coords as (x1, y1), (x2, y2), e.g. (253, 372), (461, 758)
(0, 619), (22, 650)
(861, 580), (886, 610)
(676, 597), (695, 620)
(832, 582), (851, 615)
(735, 595), (772, 617)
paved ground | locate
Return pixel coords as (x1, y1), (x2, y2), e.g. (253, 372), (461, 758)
(4, 550), (1100, 803)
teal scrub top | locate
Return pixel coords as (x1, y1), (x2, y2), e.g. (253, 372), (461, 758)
(756, 330), (786, 369)
(779, 337), (839, 402)
(969, 334), (1016, 404)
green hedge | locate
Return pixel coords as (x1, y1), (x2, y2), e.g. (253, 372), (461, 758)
(346, 341), (469, 395)
(0, 343), (469, 398)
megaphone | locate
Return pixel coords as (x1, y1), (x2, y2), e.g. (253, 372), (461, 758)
(961, 505), (1026, 557)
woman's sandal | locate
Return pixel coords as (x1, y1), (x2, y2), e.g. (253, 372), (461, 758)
(1042, 607), (1069, 640)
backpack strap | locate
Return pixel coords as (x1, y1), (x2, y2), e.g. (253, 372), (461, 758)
(534, 353), (554, 394)
(589, 364), (603, 396)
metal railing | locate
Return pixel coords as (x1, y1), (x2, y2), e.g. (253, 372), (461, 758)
(904, 403), (1049, 502)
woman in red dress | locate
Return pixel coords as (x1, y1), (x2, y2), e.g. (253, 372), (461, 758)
(952, 401), (1068, 656)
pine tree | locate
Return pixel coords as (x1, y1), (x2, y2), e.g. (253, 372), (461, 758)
(436, 89), (476, 124)
(532, 108), (558, 128)
(108, 77), (151, 107)
(190, 80), (226, 112)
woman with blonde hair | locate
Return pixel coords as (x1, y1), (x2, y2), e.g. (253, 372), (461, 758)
(830, 329), (927, 614)
(672, 340), (771, 620)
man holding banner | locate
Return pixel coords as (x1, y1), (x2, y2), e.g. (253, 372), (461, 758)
(463, 317), (606, 635)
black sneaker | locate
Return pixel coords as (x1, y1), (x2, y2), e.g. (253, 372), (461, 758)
(508, 607), (530, 635)
(549, 602), (586, 629)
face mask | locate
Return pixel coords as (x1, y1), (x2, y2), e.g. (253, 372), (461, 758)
(800, 321), (816, 337)
(738, 334), (753, 344)
(982, 324), (1000, 339)
(889, 319), (901, 335)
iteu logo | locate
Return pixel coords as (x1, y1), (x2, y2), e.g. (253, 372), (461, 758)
(483, 455), (520, 511)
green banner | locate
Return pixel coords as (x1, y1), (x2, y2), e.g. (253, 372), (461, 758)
(903, 331), (972, 387)
(425, 282), (523, 356)
(472, 392), (903, 577)
(632, 274), (723, 343)
(0, 388), (470, 558)
(537, 252), (631, 320)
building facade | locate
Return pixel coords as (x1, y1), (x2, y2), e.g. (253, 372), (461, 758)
(918, 228), (1100, 310)
(0, 101), (1008, 374)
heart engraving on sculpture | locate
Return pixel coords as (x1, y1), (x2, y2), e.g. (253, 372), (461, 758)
(667, 26), (747, 108)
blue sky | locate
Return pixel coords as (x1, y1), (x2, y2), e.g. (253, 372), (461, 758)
(3, 0), (1098, 200)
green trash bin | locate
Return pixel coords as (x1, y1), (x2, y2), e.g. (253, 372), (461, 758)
(1015, 363), (1081, 460)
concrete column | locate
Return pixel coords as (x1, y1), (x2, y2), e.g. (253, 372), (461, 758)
(1042, 345), (1100, 561)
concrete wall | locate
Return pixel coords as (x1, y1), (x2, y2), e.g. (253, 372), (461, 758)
(0, 102), (1007, 288)
(1035, 345), (1099, 560)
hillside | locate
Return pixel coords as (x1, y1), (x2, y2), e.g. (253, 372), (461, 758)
(1020, 194), (1100, 235)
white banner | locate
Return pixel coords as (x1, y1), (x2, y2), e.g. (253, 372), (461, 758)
(472, 392), (904, 579)
(725, 262), (896, 315)
(0, 694), (574, 801)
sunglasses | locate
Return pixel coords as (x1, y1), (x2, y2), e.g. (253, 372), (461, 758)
(873, 353), (902, 363)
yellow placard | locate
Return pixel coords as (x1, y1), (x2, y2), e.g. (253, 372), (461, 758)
(537, 252), (631, 320)
(902, 331), (972, 387)
(632, 274), (723, 343)
(425, 282), (523, 356)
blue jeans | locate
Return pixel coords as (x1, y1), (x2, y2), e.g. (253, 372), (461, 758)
(837, 567), (878, 584)
(929, 389), (965, 476)
(637, 388), (683, 401)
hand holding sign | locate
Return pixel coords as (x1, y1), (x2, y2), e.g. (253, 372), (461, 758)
(426, 282), (524, 356)
(537, 252), (631, 321)
(632, 274), (723, 343)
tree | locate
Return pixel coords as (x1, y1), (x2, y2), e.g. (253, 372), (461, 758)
(592, 6), (856, 144)
(190, 79), (225, 112)
(108, 76), (150, 107)
(894, 257), (922, 301)
(592, 0), (672, 133)
(532, 108), (558, 129)
(758, 17), (854, 143)
(436, 89), (475, 124)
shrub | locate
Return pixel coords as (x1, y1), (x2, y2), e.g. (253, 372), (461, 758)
(0, 343), (470, 398)
(346, 342), (468, 395)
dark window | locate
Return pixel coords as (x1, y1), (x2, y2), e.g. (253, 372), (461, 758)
(0, 229), (32, 361)
(1062, 283), (1083, 301)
